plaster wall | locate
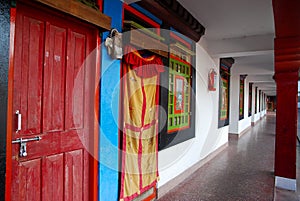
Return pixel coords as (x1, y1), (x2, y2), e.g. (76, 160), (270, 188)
(229, 65), (252, 135)
(238, 79), (252, 133)
(229, 74), (239, 134)
(158, 43), (229, 188)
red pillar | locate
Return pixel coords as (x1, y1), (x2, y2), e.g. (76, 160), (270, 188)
(274, 70), (298, 179)
(273, 0), (300, 187)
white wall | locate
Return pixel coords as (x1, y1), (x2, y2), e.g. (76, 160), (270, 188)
(251, 85), (268, 123)
(158, 43), (229, 188)
(157, 43), (268, 189)
(238, 78), (252, 133)
(229, 66), (252, 135)
(229, 74), (240, 134)
(252, 85), (260, 123)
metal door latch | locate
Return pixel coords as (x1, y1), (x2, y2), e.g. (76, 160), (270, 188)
(15, 110), (22, 133)
(12, 136), (42, 157)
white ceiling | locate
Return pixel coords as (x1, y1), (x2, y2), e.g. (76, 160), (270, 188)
(177, 0), (276, 96)
(177, 0), (274, 40)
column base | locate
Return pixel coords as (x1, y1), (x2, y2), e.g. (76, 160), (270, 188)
(275, 176), (297, 191)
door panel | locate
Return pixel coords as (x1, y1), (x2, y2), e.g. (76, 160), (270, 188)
(19, 159), (41, 201)
(16, 15), (45, 136)
(42, 154), (64, 201)
(65, 30), (86, 130)
(64, 150), (83, 201)
(43, 23), (67, 133)
(11, 3), (97, 201)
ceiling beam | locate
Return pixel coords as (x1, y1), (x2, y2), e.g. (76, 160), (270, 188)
(201, 34), (274, 58)
(137, 0), (205, 42)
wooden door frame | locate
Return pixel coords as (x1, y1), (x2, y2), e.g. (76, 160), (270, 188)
(5, 2), (100, 201)
(5, 5), (16, 200)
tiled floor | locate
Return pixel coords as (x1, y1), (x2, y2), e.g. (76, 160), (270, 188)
(158, 114), (300, 201)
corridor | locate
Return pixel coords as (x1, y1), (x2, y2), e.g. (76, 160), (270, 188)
(158, 114), (295, 201)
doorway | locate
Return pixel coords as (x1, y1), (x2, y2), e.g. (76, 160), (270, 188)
(7, 2), (98, 200)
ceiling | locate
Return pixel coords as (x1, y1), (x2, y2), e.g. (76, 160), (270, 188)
(177, 0), (276, 96)
(125, 0), (277, 96)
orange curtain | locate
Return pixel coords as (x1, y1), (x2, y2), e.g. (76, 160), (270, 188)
(120, 46), (164, 201)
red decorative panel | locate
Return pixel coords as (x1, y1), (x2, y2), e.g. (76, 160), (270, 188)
(17, 16), (44, 135)
(174, 75), (185, 114)
(65, 31), (86, 130)
(83, 150), (90, 201)
(42, 154), (64, 201)
(64, 150), (83, 201)
(19, 159), (41, 201)
(43, 24), (67, 132)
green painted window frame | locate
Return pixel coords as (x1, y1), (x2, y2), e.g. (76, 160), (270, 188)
(167, 57), (191, 133)
(218, 58), (234, 128)
(239, 75), (246, 120)
(248, 83), (253, 117)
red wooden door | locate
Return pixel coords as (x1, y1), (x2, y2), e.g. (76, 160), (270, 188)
(11, 3), (98, 201)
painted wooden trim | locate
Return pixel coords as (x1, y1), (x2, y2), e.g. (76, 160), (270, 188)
(123, 20), (165, 41)
(90, 30), (101, 201)
(248, 83), (253, 117)
(169, 54), (192, 66)
(32, 0), (111, 30)
(99, 1), (122, 200)
(126, 29), (168, 58)
(97, 0), (103, 12)
(123, 4), (160, 29)
(137, 0), (205, 42)
(170, 32), (191, 49)
(130, 3), (162, 25)
(218, 58), (234, 128)
(5, 7), (16, 201)
(170, 43), (195, 56)
(239, 76), (246, 120)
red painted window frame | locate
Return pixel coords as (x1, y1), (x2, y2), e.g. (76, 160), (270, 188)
(123, 4), (160, 35)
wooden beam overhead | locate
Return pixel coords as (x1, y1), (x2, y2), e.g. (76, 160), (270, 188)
(33, 0), (111, 31)
(137, 0), (205, 42)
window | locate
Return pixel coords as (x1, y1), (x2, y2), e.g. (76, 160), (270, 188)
(167, 56), (191, 133)
(255, 87), (258, 113)
(218, 58), (234, 128)
(159, 30), (196, 149)
(239, 75), (247, 120)
(259, 90), (261, 112)
(121, 4), (197, 150)
(248, 83), (253, 117)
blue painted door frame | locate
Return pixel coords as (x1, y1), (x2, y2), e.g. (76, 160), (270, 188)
(100, 0), (123, 200)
